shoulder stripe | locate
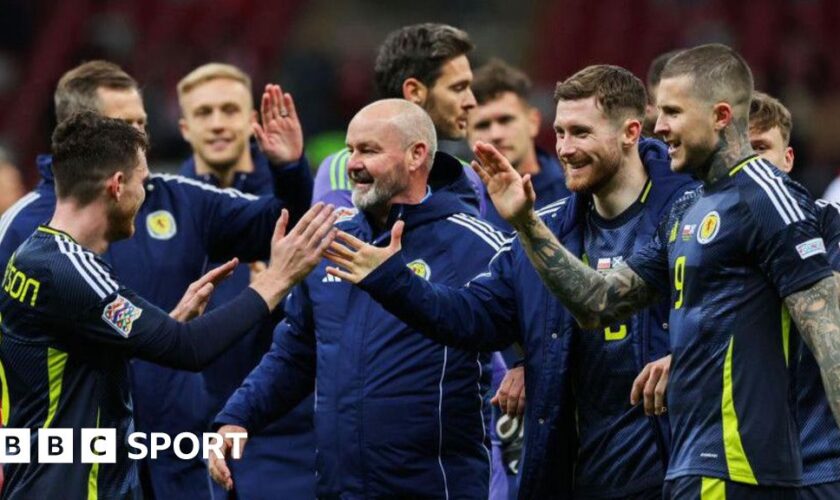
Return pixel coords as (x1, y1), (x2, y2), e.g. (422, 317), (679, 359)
(80, 249), (119, 290)
(817, 198), (840, 215)
(151, 173), (259, 200)
(64, 238), (118, 296)
(0, 191), (41, 245)
(339, 150), (351, 190)
(449, 213), (509, 249)
(328, 150), (343, 190)
(54, 236), (116, 299)
(742, 161), (802, 225)
(536, 197), (570, 217)
(754, 159), (805, 220)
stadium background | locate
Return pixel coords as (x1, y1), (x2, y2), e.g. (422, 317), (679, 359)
(0, 0), (839, 198)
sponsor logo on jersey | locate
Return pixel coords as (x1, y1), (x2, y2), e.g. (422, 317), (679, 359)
(146, 210), (177, 240)
(682, 224), (696, 241)
(102, 295), (143, 337)
(796, 238), (826, 259)
(407, 259), (431, 280)
(697, 211), (720, 244)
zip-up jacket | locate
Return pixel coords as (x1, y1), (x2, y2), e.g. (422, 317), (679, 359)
(217, 152), (502, 498)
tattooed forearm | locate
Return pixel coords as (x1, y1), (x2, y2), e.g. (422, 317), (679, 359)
(512, 211), (658, 328)
(786, 276), (840, 429)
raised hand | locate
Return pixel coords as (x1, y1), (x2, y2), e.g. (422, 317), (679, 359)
(471, 141), (536, 228)
(630, 354), (671, 416)
(325, 221), (404, 284)
(208, 424), (249, 491)
(169, 258), (239, 321)
(252, 84), (303, 165)
(250, 203), (337, 309)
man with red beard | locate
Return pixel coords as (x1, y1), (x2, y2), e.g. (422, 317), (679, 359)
(322, 65), (695, 498)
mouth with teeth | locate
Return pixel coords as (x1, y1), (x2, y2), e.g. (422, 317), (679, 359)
(666, 141), (681, 156)
(349, 169), (374, 186)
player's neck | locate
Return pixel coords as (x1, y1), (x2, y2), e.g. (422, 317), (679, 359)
(50, 200), (111, 254)
(194, 149), (254, 188)
(696, 118), (753, 186)
(592, 150), (647, 220)
(516, 148), (541, 176)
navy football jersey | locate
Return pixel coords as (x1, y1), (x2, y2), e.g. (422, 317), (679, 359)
(627, 156), (833, 485)
(0, 226), (219, 499)
(796, 199), (840, 485)
(573, 180), (668, 497)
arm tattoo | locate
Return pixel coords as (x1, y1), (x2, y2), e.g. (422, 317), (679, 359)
(786, 276), (840, 428)
(514, 212), (659, 328)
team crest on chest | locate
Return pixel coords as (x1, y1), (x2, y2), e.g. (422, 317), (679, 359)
(406, 259), (431, 280)
(697, 211), (720, 244)
(146, 210), (177, 240)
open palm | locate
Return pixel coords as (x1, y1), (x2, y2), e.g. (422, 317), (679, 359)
(253, 84), (304, 164)
(471, 141), (536, 226)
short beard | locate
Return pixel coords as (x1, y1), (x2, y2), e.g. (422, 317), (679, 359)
(563, 146), (622, 195)
(105, 203), (136, 242)
(351, 166), (409, 215)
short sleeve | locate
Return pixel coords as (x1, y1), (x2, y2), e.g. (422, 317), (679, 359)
(817, 199), (840, 270)
(742, 164), (833, 297)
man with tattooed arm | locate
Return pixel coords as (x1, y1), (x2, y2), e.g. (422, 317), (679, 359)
(478, 44), (840, 498)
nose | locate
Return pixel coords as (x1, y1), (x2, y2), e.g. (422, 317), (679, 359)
(654, 113), (668, 137)
(489, 122), (506, 143)
(557, 135), (576, 158)
(209, 109), (226, 130)
(462, 88), (477, 110)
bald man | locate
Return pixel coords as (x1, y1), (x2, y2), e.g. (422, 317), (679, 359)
(210, 100), (506, 498)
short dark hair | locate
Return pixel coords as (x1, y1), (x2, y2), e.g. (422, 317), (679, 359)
(51, 111), (149, 205)
(471, 58), (532, 105)
(55, 60), (139, 123)
(554, 65), (647, 121)
(646, 49), (682, 91)
(750, 91), (792, 145)
(374, 23), (474, 98)
(660, 44), (753, 111)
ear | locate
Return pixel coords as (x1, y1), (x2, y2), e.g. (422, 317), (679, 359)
(405, 141), (429, 172)
(784, 146), (795, 172)
(105, 171), (125, 201)
(621, 118), (642, 147)
(178, 117), (190, 142)
(526, 106), (541, 139)
(402, 78), (428, 106)
(712, 102), (733, 131)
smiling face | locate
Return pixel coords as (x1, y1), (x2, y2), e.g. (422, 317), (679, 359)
(422, 55), (476, 140)
(654, 75), (719, 173)
(345, 113), (411, 213)
(468, 91), (539, 171)
(553, 96), (624, 194)
(178, 77), (254, 172)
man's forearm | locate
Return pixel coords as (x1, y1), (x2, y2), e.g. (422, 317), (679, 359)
(787, 275), (840, 428)
(512, 211), (656, 328)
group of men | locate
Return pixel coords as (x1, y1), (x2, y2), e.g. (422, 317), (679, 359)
(0, 21), (839, 500)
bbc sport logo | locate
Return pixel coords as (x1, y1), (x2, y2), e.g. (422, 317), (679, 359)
(0, 428), (247, 463)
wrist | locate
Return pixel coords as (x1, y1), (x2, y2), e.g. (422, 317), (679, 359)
(510, 209), (539, 233)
